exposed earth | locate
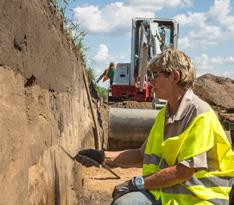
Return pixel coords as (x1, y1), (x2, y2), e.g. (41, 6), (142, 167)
(79, 166), (141, 204)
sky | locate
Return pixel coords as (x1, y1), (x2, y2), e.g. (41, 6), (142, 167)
(65, 0), (234, 87)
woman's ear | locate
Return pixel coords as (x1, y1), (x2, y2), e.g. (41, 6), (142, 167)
(172, 70), (180, 84)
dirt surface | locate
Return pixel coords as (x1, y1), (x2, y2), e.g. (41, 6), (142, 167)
(111, 101), (152, 109)
(79, 166), (141, 205)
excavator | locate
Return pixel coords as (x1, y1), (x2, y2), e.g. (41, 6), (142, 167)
(108, 17), (179, 149)
(110, 18), (179, 102)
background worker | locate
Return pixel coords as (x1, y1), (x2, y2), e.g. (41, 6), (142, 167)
(78, 49), (234, 205)
(96, 62), (115, 86)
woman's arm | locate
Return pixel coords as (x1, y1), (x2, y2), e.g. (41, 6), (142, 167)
(104, 148), (144, 168)
(144, 163), (194, 189)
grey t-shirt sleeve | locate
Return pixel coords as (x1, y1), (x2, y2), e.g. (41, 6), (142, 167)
(179, 152), (208, 169)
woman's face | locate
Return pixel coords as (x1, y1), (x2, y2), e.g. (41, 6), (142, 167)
(151, 70), (175, 101)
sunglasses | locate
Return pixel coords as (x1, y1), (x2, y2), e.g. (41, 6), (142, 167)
(150, 70), (171, 80)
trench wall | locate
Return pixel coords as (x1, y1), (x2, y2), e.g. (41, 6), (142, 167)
(0, 0), (96, 204)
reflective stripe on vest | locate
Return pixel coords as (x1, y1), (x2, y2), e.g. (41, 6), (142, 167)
(162, 176), (232, 195)
(184, 176), (231, 187)
(143, 153), (169, 169)
(208, 198), (229, 205)
(143, 106), (234, 204)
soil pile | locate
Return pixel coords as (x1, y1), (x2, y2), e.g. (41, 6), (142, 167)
(194, 74), (234, 142)
(194, 74), (234, 122)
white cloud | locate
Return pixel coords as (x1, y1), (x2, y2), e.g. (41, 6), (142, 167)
(175, 12), (206, 27)
(207, 0), (234, 32)
(194, 54), (214, 70)
(189, 25), (223, 44)
(178, 25), (225, 49)
(176, 0), (233, 28)
(222, 70), (234, 78)
(175, 0), (234, 49)
(192, 54), (234, 79)
(223, 15), (234, 32)
(74, 0), (193, 35)
(224, 56), (234, 64)
(127, 0), (180, 11)
(193, 54), (234, 70)
(74, 5), (109, 34)
(93, 44), (130, 64)
(74, 2), (154, 35)
(127, 0), (192, 10)
(208, 0), (230, 22)
(94, 44), (110, 64)
(182, 0), (193, 7)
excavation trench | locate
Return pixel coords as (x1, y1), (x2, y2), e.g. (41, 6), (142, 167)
(0, 0), (233, 204)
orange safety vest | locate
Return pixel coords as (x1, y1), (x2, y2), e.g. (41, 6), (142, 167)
(103, 68), (109, 82)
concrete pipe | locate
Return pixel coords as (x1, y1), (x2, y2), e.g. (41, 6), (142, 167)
(108, 108), (160, 150)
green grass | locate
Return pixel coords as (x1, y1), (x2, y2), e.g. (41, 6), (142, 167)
(96, 86), (108, 101)
(50, 0), (88, 61)
(86, 66), (96, 83)
(50, 0), (68, 15)
(64, 19), (89, 60)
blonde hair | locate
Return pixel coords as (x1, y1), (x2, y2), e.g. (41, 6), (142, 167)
(149, 48), (196, 89)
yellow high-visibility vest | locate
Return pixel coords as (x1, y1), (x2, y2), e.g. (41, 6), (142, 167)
(143, 106), (234, 205)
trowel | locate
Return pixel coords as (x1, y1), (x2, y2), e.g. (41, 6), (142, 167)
(58, 143), (120, 179)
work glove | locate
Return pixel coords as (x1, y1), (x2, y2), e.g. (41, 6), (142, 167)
(112, 177), (138, 200)
(75, 149), (105, 167)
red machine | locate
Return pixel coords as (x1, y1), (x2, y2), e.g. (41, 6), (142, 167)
(109, 18), (179, 102)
